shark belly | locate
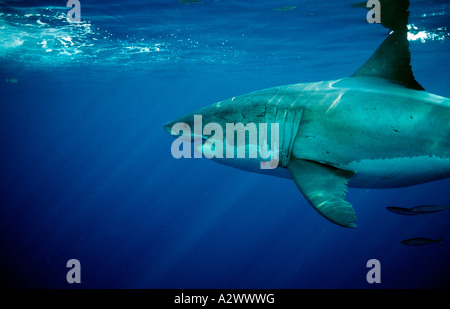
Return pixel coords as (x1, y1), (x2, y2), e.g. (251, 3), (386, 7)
(346, 155), (450, 188)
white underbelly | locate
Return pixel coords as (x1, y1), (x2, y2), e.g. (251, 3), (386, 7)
(344, 155), (450, 188)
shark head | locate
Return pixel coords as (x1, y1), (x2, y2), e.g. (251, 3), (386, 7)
(164, 94), (267, 135)
(164, 94), (283, 171)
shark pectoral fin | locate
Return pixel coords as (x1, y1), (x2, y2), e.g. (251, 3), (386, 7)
(287, 159), (357, 228)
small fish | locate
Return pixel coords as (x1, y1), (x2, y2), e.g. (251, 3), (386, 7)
(179, 0), (202, 5)
(386, 205), (450, 215)
(386, 206), (418, 215)
(401, 237), (443, 246)
(273, 6), (297, 11)
(5, 78), (18, 84)
(409, 205), (450, 214)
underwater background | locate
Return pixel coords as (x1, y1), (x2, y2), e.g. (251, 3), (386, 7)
(1, 0), (450, 289)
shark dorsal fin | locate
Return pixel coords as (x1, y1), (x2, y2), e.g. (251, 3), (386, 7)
(351, 0), (425, 91)
(351, 31), (424, 90)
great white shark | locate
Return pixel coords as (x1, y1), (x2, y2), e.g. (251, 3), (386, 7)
(164, 0), (450, 228)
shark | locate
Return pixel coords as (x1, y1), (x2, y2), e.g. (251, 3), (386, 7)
(164, 0), (450, 227)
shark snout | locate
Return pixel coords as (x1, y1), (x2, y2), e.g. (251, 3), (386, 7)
(163, 120), (175, 134)
(163, 112), (203, 138)
(163, 112), (193, 135)
(163, 115), (201, 141)
(163, 115), (193, 136)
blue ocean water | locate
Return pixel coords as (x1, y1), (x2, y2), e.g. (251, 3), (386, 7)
(1, 0), (450, 289)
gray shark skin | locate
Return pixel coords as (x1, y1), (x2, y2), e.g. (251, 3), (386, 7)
(164, 0), (450, 228)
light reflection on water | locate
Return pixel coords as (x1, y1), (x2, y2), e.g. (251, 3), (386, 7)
(0, 5), (245, 68)
(1, 3), (448, 69)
